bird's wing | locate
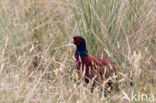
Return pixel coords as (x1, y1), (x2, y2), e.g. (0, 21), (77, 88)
(88, 55), (110, 66)
(88, 55), (118, 71)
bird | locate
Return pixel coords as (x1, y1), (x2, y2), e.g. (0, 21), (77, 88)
(71, 36), (118, 92)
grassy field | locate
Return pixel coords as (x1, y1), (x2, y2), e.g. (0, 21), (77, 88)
(0, 0), (155, 103)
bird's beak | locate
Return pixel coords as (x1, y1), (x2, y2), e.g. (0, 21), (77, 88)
(69, 38), (74, 43)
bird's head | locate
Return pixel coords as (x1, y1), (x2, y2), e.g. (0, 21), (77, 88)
(71, 36), (88, 56)
(70, 36), (85, 46)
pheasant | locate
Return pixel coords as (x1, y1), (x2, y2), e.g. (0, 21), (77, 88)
(71, 36), (118, 92)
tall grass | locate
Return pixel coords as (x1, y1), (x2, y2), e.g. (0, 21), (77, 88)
(0, 0), (155, 103)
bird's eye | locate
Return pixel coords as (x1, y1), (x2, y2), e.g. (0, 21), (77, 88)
(74, 37), (82, 45)
(74, 37), (80, 42)
(74, 37), (80, 41)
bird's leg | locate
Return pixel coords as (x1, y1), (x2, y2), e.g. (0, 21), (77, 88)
(91, 82), (96, 93)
